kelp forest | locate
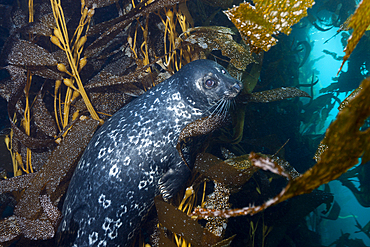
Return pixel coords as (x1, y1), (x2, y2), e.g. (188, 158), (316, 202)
(0, 0), (369, 246)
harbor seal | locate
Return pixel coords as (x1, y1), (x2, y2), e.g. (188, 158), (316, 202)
(58, 59), (243, 246)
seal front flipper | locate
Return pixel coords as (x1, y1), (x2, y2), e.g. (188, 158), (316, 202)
(158, 162), (191, 200)
(59, 59), (243, 246)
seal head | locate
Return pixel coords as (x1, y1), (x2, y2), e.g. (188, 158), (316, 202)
(58, 59), (242, 246)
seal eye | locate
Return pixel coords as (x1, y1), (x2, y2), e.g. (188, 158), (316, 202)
(205, 79), (216, 88)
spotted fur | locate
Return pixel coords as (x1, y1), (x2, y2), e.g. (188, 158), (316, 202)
(58, 59), (242, 246)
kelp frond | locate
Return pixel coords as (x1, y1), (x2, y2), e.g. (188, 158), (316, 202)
(223, 0), (315, 52)
(191, 76), (370, 219)
(339, 0), (370, 72)
(50, 0), (102, 125)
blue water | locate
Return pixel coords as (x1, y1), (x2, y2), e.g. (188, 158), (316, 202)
(294, 20), (370, 247)
(299, 26), (348, 134)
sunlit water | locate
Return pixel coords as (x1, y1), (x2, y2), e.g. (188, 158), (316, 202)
(296, 22), (370, 246)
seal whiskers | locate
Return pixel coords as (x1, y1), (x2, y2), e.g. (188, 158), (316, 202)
(208, 97), (232, 120)
(58, 59), (243, 247)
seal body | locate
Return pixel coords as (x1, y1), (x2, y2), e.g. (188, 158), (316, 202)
(58, 59), (242, 246)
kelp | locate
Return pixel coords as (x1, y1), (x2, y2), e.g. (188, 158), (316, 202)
(339, 0), (370, 72)
(354, 218), (370, 239)
(238, 54), (264, 94)
(33, 90), (58, 138)
(338, 166), (370, 207)
(155, 190), (236, 247)
(6, 39), (58, 67)
(242, 87), (311, 103)
(223, 0), (315, 52)
(202, 181), (230, 237)
(177, 114), (226, 168)
(84, 63), (158, 93)
(0, 0), (367, 245)
(181, 26), (254, 70)
(84, 0), (186, 59)
(191, 76), (370, 219)
(217, 86), (310, 145)
(50, 0), (102, 123)
(201, 0), (233, 9)
(6, 65), (55, 150)
(156, 147), (299, 246)
(0, 116), (99, 243)
(0, 0), (195, 244)
(85, 0), (119, 9)
(155, 196), (220, 246)
(194, 153), (259, 189)
(155, 150), (255, 246)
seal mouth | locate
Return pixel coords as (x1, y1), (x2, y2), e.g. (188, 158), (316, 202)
(205, 79), (243, 118)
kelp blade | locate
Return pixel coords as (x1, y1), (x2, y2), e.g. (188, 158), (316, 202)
(192, 77), (370, 218)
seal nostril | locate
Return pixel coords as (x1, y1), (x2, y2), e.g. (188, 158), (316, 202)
(232, 82), (242, 92)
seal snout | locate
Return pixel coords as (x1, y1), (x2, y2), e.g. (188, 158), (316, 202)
(226, 80), (243, 98)
(232, 82), (242, 92)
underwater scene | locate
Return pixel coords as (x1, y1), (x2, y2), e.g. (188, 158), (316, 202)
(0, 0), (369, 246)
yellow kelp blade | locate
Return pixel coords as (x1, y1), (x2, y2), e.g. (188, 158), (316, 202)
(339, 0), (370, 72)
(223, 0), (315, 52)
(192, 77), (370, 218)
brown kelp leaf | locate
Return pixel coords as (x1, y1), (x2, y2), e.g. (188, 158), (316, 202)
(27, 13), (55, 36)
(74, 92), (129, 119)
(192, 77), (370, 219)
(339, 0), (370, 72)
(0, 216), (21, 242)
(6, 65), (55, 149)
(243, 87), (310, 103)
(28, 66), (64, 80)
(6, 39), (57, 67)
(158, 227), (178, 247)
(10, 121), (55, 150)
(0, 173), (37, 195)
(248, 153), (291, 178)
(240, 53), (263, 94)
(85, 65), (156, 94)
(154, 196), (220, 247)
(0, 79), (12, 102)
(270, 155), (300, 179)
(177, 115), (226, 167)
(85, 0), (119, 8)
(212, 235), (235, 247)
(313, 141), (328, 162)
(19, 217), (55, 240)
(14, 116), (99, 219)
(39, 195), (62, 229)
(194, 153), (259, 188)
(77, 65), (155, 117)
(182, 26), (254, 70)
(85, 0), (184, 57)
(0, 213), (57, 243)
(338, 86), (361, 111)
(202, 181), (230, 237)
(178, 115), (226, 147)
(201, 0), (233, 8)
(33, 90), (58, 138)
(4, 65), (27, 102)
(223, 0), (314, 52)
(191, 153), (291, 218)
